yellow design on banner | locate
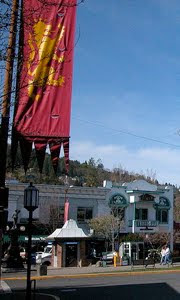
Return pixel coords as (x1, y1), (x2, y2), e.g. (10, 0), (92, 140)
(27, 19), (65, 101)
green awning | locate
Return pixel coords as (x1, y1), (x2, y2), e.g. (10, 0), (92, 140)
(3, 235), (47, 243)
(3, 235), (10, 243)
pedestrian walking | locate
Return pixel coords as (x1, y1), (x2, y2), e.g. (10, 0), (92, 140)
(160, 245), (166, 265)
(164, 244), (171, 264)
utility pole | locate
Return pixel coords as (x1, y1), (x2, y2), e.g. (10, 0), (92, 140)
(0, 0), (19, 282)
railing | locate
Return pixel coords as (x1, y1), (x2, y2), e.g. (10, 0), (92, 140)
(128, 220), (159, 227)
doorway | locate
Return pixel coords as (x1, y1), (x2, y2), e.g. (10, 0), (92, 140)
(66, 244), (77, 267)
(131, 243), (137, 260)
(138, 243), (144, 259)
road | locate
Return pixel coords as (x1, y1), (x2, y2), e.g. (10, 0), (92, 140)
(3, 271), (180, 299)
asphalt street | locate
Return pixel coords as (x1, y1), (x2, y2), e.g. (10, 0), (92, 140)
(3, 272), (180, 299)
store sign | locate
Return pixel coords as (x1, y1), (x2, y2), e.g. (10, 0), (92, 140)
(24, 236), (46, 241)
(139, 194), (155, 202)
(64, 242), (79, 245)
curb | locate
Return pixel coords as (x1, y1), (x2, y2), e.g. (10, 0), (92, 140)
(0, 281), (12, 294)
(3, 268), (180, 281)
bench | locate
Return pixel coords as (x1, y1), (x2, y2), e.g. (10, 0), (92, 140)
(131, 258), (155, 270)
(170, 256), (180, 266)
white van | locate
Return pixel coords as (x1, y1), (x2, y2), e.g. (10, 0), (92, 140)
(36, 245), (52, 266)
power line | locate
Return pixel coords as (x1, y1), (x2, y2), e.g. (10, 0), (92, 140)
(72, 116), (180, 148)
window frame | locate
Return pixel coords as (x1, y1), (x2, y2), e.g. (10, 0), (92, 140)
(135, 208), (148, 220)
(156, 209), (168, 224)
(77, 207), (93, 223)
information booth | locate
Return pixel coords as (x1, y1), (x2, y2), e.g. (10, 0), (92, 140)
(47, 219), (92, 268)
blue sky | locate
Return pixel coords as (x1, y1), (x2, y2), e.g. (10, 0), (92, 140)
(70, 0), (180, 185)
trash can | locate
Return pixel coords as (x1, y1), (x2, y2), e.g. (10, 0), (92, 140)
(101, 252), (107, 267)
(37, 264), (47, 276)
(102, 260), (107, 267)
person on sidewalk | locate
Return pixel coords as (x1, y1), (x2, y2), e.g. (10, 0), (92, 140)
(164, 244), (171, 265)
(160, 245), (166, 265)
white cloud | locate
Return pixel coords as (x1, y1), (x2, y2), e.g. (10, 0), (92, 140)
(70, 140), (180, 186)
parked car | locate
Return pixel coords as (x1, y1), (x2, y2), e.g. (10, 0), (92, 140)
(101, 251), (117, 263)
(36, 245), (52, 266)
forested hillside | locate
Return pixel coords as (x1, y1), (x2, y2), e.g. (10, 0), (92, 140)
(6, 145), (180, 221)
(6, 145), (160, 187)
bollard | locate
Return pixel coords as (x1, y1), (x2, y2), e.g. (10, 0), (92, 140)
(114, 254), (117, 267)
(37, 264), (47, 276)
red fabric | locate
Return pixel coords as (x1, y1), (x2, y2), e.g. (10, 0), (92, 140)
(34, 142), (47, 173)
(19, 139), (32, 173)
(49, 141), (62, 173)
(64, 199), (69, 224)
(12, 0), (76, 172)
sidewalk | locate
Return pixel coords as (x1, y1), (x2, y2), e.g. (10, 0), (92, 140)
(47, 262), (180, 276)
(2, 262), (180, 279)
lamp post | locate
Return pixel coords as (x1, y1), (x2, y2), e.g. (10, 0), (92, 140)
(24, 183), (39, 300)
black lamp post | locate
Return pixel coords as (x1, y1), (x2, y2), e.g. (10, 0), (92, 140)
(24, 183), (39, 300)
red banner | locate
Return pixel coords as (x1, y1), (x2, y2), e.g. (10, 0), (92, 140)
(12, 0), (77, 172)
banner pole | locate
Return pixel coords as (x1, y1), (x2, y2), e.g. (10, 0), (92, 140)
(0, 0), (19, 282)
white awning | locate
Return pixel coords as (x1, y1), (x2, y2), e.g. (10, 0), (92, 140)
(46, 219), (92, 240)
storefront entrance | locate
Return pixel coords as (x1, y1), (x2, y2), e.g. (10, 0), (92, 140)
(65, 243), (78, 267)
(131, 242), (144, 260)
(119, 242), (144, 263)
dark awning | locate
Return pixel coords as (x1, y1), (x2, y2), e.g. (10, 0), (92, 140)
(3, 235), (47, 243)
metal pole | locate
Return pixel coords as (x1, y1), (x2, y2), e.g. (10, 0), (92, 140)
(0, 0), (19, 187)
(132, 202), (136, 233)
(64, 188), (68, 224)
(0, 0), (19, 283)
(0, 210), (3, 287)
(26, 210), (33, 300)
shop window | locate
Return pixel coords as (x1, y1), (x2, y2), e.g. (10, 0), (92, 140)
(135, 208), (148, 220)
(156, 209), (168, 224)
(77, 207), (93, 222)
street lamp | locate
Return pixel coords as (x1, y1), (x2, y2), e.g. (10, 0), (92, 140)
(24, 182), (39, 300)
